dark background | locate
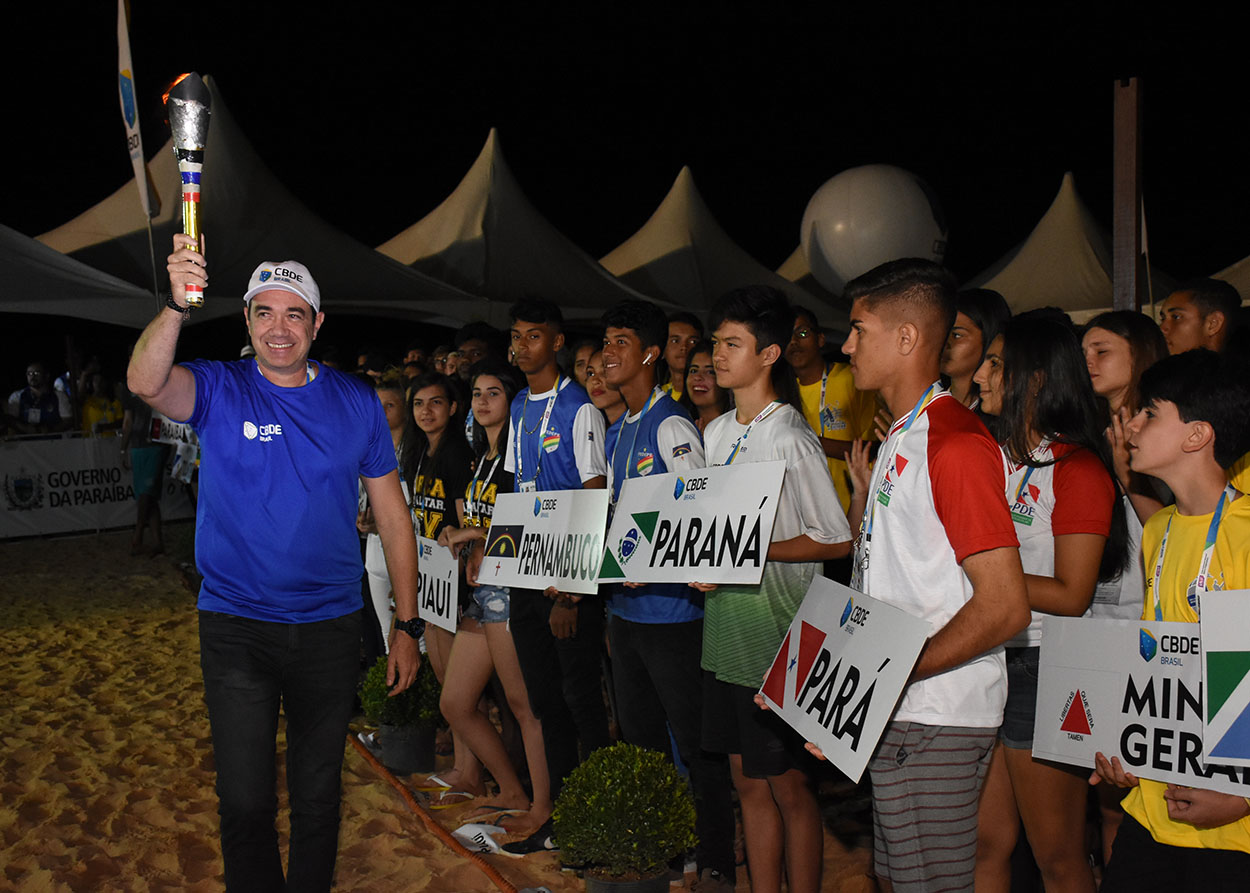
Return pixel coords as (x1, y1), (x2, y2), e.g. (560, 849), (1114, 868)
(4, 3), (1247, 387)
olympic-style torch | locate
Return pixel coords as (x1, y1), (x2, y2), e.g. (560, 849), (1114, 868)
(166, 73), (211, 307)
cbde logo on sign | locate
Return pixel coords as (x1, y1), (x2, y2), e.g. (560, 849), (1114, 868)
(1140, 628), (1157, 662)
(672, 474), (708, 502)
(533, 496), (557, 519)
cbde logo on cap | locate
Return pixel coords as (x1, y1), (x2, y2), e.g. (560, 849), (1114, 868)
(243, 260), (321, 311)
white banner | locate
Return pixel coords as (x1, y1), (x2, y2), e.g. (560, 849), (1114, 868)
(1035, 617), (1250, 796)
(417, 536), (459, 633)
(480, 490), (609, 595)
(1, 437), (193, 539)
(1200, 590), (1250, 766)
(758, 576), (931, 782)
(150, 411), (200, 484)
(117, 0), (157, 219)
(599, 461), (785, 585)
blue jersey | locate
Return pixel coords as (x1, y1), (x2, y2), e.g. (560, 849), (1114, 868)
(183, 359), (396, 622)
(506, 376), (605, 492)
(605, 391), (705, 624)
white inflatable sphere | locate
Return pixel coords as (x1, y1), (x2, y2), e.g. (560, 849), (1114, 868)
(800, 164), (948, 294)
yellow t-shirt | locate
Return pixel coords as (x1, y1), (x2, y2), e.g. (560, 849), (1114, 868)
(796, 363), (876, 512)
(1121, 494), (1250, 851)
(661, 380), (682, 403)
(1230, 451), (1249, 493)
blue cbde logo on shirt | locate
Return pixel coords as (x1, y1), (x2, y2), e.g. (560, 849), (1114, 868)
(1139, 628), (1157, 662)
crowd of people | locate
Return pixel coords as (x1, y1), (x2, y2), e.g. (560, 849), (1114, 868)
(129, 230), (1250, 892)
(340, 266), (1248, 893)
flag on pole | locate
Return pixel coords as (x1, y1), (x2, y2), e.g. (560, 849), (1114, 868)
(117, 0), (159, 219)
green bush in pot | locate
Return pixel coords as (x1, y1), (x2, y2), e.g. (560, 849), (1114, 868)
(553, 742), (697, 883)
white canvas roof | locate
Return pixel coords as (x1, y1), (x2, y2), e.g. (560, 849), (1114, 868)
(966, 172), (1174, 321)
(777, 246), (850, 322)
(378, 129), (663, 327)
(1, 223), (159, 328)
(600, 167), (844, 326)
(1213, 256), (1250, 305)
(38, 76), (477, 328)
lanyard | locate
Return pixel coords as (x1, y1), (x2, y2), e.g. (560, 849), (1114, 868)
(853, 383), (942, 586)
(1010, 442), (1047, 506)
(515, 376), (565, 485)
(465, 451), (502, 528)
(720, 401), (784, 466)
(818, 366), (830, 435)
(1012, 464), (1037, 505)
(1151, 484), (1237, 620)
(610, 387), (663, 502)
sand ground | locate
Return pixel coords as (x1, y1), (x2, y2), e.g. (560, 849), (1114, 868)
(0, 525), (873, 892)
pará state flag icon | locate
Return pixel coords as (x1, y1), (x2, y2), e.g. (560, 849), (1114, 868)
(1199, 590), (1250, 766)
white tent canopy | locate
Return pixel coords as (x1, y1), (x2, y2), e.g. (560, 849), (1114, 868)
(777, 246), (850, 321)
(1, 223), (159, 328)
(1213, 256), (1250, 304)
(38, 76), (476, 328)
(378, 128), (663, 327)
(966, 172), (1174, 322)
(600, 167), (844, 327)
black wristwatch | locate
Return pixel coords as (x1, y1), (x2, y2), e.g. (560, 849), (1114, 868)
(393, 617), (425, 639)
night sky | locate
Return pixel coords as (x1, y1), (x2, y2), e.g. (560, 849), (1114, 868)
(4, 3), (1248, 375)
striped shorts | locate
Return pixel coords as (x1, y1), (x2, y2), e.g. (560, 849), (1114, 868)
(869, 721), (996, 892)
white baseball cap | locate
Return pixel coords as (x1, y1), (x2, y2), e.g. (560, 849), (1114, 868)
(243, 260), (321, 312)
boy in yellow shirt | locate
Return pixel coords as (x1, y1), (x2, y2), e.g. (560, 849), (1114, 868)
(1092, 349), (1250, 889)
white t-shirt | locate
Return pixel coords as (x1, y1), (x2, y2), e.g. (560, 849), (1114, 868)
(700, 403), (852, 687)
(856, 391), (1019, 728)
(1003, 441), (1115, 647)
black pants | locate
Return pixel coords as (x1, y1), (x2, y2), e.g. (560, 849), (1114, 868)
(1102, 814), (1250, 892)
(609, 615), (735, 877)
(508, 589), (609, 799)
(199, 610), (360, 893)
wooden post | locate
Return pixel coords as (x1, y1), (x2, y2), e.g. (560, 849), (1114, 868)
(1112, 78), (1142, 311)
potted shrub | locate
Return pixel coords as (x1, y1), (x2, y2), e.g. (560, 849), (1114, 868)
(553, 742), (697, 893)
(358, 655), (441, 774)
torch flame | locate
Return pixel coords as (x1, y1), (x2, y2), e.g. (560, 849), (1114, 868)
(162, 73), (192, 106)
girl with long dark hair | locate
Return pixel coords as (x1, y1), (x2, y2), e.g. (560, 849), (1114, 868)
(941, 288), (1011, 410)
(401, 372), (477, 802)
(678, 339), (733, 433)
(972, 315), (1128, 893)
(436, 361), (552, 833)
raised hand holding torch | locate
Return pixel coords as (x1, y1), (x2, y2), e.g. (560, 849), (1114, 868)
(165, 73), (211, 307)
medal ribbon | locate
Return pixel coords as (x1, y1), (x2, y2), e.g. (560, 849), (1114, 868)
(853, 382), (942, 588)
(610, 387), (664, 504)
(515, 375), (566, 486)
(1151, 483), (1237, 620)
(720, 401), (784, 466)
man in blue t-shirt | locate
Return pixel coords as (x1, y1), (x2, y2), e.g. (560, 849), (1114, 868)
(127, 235), (421, 892)
(601, 299), (735, 892)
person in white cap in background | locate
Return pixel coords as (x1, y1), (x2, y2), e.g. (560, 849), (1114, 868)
(127, 234), (421, 893)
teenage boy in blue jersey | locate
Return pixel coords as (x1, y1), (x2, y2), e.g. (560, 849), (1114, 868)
(127, 235), (421, 893)
(502, 298), (609, 854)
(600, 299), (736, 892)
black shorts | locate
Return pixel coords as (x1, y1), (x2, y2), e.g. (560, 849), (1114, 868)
(701, 672), (810, 778)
